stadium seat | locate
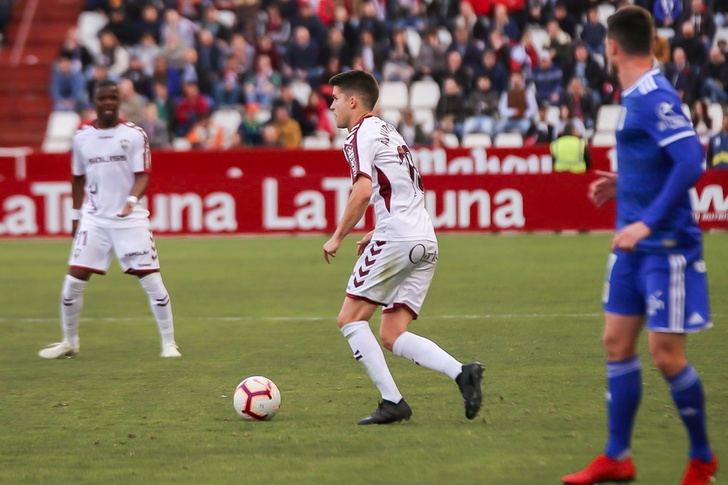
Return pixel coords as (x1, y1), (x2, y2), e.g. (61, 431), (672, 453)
(41, 138), (73, 153)
(528, 27), (549, 57)
(437, 28), (452, 48)
(404, 28), (422, 57)
(714, 27), (728, 47)
(381, 109), (402, 126)
(216, 10), (237, 28)
(77, 11), (107, 55)
(302, 135), (331, 149)
(595, 105), (624, 132)
(256, 108), (271, 124)
(211, 109), (242, 148)
(708, 103), (723, 131)
(42, 111), (81, 153)
(494, 132), (523, 148)
(597, 3), (615, 26)
(591, 131), (616, 147)
(461, 133), (492, 148)
(379, 81), (409, 111)
(657, 27), (675, 39)
(172, 137), (192, 151)
(413, 108), (435, 134)
(289, 80), (312, 106)
(410, 80), (440, 110)
(546, 105), (560, 126)
(442, 133), (459, 148)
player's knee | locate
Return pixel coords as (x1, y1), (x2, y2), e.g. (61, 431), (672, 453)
(649, 347), (687, 376)
(379, 327), (403, 352)
(336, 311), (354, 328)
(601, 333), (631, 359)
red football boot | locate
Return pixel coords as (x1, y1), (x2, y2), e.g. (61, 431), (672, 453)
(681, 454), (718, 485)
(562, 454), (636, 485)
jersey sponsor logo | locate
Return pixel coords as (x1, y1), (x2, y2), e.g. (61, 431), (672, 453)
(87, 155), (127, 164)
(124, 250), (149, 257)
(656, 102), (691, 131)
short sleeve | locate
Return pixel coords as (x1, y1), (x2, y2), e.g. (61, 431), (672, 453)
(131, 127), (151, 173)
(343, 122), (377, 182)
(641, 93), (697, 148)
(71, 134), (85, 176)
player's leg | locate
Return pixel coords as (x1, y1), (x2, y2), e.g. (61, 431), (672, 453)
(114, 227), (179, 357)
(645, 252), (716, 485)
(338, 295), (410, 424)
(563, 251), (644, 485)
(39, 224), (112, 359)
(341, 240), (414, 424)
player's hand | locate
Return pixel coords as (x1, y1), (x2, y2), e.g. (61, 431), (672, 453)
(589, 170), (617, 207)
(117, 201), (135, 217)
(356, 231), (374, 256)
(71, 220), (79, 238)
(611, 221), (651, 252)
(323, 236), (341, 264)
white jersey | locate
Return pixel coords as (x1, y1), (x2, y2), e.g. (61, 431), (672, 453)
(342, 115), (436, 242)
(72, 121), (151, 228)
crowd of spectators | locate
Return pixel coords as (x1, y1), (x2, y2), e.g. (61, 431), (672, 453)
(48, 0), (728, 151)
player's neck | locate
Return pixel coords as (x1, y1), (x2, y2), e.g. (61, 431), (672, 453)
(347, 110), (372, 130)
(618, 57), (655, 93)
(95, 117), (120, 129)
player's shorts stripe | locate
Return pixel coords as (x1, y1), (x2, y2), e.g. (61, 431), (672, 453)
(383, 302), (418, 320)
(69, 265), (106, 275)
(669, 254), (686, 332)
(346, 292), (386, 306)
(658, 130), (695, 147)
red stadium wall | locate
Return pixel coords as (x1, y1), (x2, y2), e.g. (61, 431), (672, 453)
(1, 147), (726, 237)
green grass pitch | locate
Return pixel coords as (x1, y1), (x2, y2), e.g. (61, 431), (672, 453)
(1, 234), (726, 484)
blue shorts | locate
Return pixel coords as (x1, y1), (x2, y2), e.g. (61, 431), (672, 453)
(602, 248), (713, 333)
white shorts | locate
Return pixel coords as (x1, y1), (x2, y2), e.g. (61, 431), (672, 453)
(346, 240), (438, 319)
(68, 221), (160, 275)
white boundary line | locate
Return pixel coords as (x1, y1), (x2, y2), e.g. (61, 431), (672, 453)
(0, 313), (610, 323)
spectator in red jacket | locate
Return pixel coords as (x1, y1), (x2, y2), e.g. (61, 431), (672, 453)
(174, 81), (210, 136)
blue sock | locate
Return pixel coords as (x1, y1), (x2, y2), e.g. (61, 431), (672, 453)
(666, 364), (712, 463)
(604, 356), (642, 459)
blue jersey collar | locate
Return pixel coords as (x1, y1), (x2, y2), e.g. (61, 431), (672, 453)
(622, 68), (661, 97)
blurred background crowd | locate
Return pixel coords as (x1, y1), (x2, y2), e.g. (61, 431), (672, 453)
(4, 0), (728, 152)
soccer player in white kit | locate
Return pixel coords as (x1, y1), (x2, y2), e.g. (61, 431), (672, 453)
(323, 71), (483, 424)
(38, 80), (180, 359)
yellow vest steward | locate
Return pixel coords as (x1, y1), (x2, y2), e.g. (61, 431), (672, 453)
(550, 135), (587, 173)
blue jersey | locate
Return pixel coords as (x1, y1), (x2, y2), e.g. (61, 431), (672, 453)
(616, 68), (703, 252)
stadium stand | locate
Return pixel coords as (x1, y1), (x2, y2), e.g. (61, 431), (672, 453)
(2, 0), (727, 151)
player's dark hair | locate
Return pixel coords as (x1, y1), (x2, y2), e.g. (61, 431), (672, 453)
(94, 79), (118, 96)
(328, 70), (379, 110)
(607, 6), (654, 56)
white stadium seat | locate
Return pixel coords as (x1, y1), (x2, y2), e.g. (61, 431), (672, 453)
(412, 108), (435, 134)
(381, 109), (402, 126)
(442, 133), (459, 148)
(591, 131), (616, 147)
(597, 3), (615, 26)
(461, 133), (492, 148)
(42, 111), (81, 153)
(409, 80), (440, 110)
(595, 105), (623, 132)
(302, 136), (331, 149)
(216, 10), (237, 28)
(172, 137), (192, 151)
(708, 103), (724, 133)
(379, 81), (409, 111)
(494, 132), (523, 148)
(77, 11), (108, 55)
(404, 28), (422, 57)
(289, 80), (312, 106)
(211, 109), (242, 149)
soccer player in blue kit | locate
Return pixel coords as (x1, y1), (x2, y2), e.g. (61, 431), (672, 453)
(562, 7), (718, 485)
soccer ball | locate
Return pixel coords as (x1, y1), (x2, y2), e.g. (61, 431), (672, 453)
(233, 376), (281, 421)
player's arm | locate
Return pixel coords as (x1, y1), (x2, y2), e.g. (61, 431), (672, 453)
(70, 175), (85, 237)
(118, 172), (149, 217)
(613, 134), (704, 251)
(323, 176), (372, 263)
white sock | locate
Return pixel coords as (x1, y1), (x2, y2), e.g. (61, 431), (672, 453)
(60, 275), (86, 346)
(341, 321), (402, 403)
(139, 273), (176, 347)
(392, 331), (463, 380)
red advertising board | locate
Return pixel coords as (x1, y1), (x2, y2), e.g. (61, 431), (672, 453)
(0, 146), (726, 237)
